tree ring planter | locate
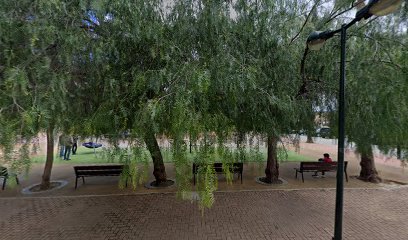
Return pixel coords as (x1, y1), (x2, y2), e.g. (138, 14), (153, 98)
(255, 176), (288, 185)
(144, 179), (175, 189)
(21, 180), (68, 194)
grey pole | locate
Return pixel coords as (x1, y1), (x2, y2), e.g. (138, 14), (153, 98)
(333, 24), (347, 240)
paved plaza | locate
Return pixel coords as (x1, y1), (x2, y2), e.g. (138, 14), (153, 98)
(1, 138), (408, 239)
(1, 186), (408, 240)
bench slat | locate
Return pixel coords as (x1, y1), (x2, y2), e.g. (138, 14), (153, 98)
(192, 162), (243, 185)
(74, 165), (124, 171)
(294, 161), (348, 183)
(75, 170), (123, 176)
(73, 165), (126, 189)
(193, 163), (243, 174)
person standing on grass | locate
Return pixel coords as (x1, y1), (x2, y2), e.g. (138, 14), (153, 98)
(63, 135), (73, 160)
(72, 136), (78, 155)
(313, 153), (333, 178)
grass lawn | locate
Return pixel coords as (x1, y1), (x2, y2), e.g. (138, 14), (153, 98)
(30, 146), (311, 164)
(30, 147), (108, 164)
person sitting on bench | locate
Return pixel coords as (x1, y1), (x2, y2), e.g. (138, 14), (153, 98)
(312, 153), (332, 178)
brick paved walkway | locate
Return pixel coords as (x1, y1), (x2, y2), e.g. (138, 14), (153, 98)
(1, 187), (408, 240)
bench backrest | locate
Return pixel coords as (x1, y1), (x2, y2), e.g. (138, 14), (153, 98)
(193, 162), (243, 174)
(300, 161), (348, 171)
(0, 167), (8, 177)
(74, 165), (124, 176)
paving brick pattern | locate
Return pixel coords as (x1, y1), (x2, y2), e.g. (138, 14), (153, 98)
(1, 187), (408, 240)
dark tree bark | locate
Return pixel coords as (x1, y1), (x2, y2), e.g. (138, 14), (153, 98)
(189, 134), (193, 153)
(396, 145), (401, 160)
(357, 144), (381, 183)
(264, 135), (282, 184)
(236, 131), (245, 148)
(144, 132), (167, 184)
(306, 133), (314, 143)
(40, 126), (54, 190)
(306, 104), (315, 143)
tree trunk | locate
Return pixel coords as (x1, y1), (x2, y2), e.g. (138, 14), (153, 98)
(264, 135), (281, 184)
(305, 102), (315, 143)
(40, 126), (54, 190)
(306, 134), (314, 143)
(396, 145), (401, 160)
(357, 144), (381, 183)
(144, 132), (167, 184)
(189, 134), (192, 153)
(236, 131), (245, 149)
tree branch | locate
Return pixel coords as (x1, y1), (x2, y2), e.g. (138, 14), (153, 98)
(296, 47), (309, 99)
(289, 2), (319, 45)
(13, 97), (25, 111)
(324, 1), (363, 25)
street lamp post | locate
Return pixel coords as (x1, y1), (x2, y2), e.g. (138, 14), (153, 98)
(306, 1), (403, 240)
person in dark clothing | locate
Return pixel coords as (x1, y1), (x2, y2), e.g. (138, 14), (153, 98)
(72, 136), (78, 155)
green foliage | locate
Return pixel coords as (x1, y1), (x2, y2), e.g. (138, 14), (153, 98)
(1, 0), (406, 208)
(303, 0), (408, 163)
(100, 145), (150, 190)
(173, 139), (192, 200)
(0, 0), (87, 180)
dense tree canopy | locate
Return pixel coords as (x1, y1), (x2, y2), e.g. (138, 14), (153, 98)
(1, 0), (407, 205)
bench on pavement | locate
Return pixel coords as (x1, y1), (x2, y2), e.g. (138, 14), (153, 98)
(192, 162), (243, 185)
(1, 166), (20, 190)
(73, 165), (127, 189)
(294, 161), (348, 183)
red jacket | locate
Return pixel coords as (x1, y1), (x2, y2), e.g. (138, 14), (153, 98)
(323, 157), (333, 163)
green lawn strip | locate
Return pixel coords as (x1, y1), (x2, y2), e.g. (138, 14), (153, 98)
(30, 147), (108, 164)
(31, 146), (311, 164)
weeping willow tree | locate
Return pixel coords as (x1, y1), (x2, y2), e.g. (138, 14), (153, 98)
(296, 0), (365, 143)
(344, 18), (408, 182)
(2, 0), (405, 212)
(70, 0), (174, 184)
(300, 0), (407, 183)
(0, 0), (86, 189)
(227, 0), (306, 183)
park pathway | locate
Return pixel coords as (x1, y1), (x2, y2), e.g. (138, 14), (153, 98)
(1, 187), (408, 240)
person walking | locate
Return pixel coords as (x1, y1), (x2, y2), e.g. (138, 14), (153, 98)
(72, 136), (78, 155)
(63, 135), (73, 160)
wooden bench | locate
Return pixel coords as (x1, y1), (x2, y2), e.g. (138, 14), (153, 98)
(1, 166), (19, 190)
(73, 165), (127, 189)
(192, 162), (243, 185)
(294, 161), (348, 183)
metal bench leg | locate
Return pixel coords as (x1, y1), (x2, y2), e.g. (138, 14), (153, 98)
(75, 177), (78, 190)
(301, 172), (304, 183)
(295, 170), (298, 179)
(241, 172), (243, 184)
(82, 176), (85, 184)
(345, 171), (349, 182)
(15, 177), (19, 185)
